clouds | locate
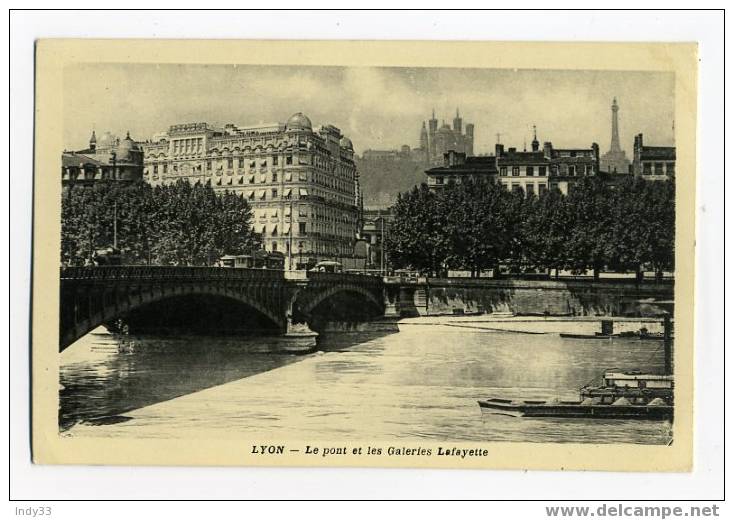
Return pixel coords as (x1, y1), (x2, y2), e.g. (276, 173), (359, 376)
(63, 64), (674, 156)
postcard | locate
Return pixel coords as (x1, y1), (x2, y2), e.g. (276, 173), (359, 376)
(32, 39), (697, 471)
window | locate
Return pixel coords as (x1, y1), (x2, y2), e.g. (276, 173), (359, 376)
(667, 162), (675, 175)
(538, 184), (547, 196)
(527, 166), (534, 176)
(654, 162), (664, 175)
(272, 188), (278, 198)
(299, 222), (307, 235)
(643, 162), (652, 175)
(227, 158), (233, 169)
(272, 242), (278, 251)
(272, 156), (279, 166)
(512, 167), (520, 177)
(570, 151), (577, 157)
(286, 156), (293, 165)
(272, 173), (278, 182)
(568, 165), (576, 176)
(550, 165), (558, 176)
(238, 157), (244, 168)
(162, 164), (168, 174)
(206, 160), (212, 171)
(526, 184), (535, 197)
(511, 183), (522, 194)
(153, 164), (158, 174)
(436, 176), (444, 185)
(539, 166), (546, 176)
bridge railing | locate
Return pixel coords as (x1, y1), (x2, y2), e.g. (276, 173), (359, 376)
(60, 265), (285, 282)
(306, 271), (384, 287)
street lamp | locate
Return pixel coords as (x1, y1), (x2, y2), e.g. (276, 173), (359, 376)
(375, 215), (386, 276)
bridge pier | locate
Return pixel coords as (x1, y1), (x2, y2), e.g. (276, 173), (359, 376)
(280, 283), (318, 352)
(382, 285), (401, 318)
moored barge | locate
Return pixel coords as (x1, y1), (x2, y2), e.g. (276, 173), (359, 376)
(479, 316), (675, 420)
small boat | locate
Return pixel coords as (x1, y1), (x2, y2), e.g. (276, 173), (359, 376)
(478, 396), (673, 420)
(479, 369), (674, 420)
(559, 333), (614, 340)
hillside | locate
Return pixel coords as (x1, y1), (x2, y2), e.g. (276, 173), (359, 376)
(355, 157), (429, 208)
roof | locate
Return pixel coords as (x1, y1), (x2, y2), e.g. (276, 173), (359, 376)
(62, 152), (106, 168)
(426, 156), (497, 175)
(640, 146), (676, 161)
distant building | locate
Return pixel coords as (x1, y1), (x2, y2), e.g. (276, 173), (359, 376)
(62, 131), (144, 187)
(141, 113), (361, 264)
(420, 108), (474, 165)
(361, 148), (412, 162)
(496, 132), (600, 196)
(360, 208), (394, 270)
(359, 108), (474, 167)
(426, 127), (600, 196)
(632, 133), (676, 180)
(425, 151), (497, 189)
(599, 98), (631, 174)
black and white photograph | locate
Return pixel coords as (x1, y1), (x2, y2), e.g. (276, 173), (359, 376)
(28, 38), (699, 473)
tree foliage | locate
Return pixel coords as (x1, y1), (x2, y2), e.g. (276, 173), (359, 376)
(385, 177), (675, 279)
(61, 180), (261, 266)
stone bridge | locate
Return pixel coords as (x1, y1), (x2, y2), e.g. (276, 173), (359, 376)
(59, 266), (386, 351)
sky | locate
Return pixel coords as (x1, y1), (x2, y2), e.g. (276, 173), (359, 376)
(63, 64), (675, 156)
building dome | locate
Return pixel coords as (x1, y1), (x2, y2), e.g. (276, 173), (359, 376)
(340, 136), (354, 150)
(116, 132), (139, 160)
(286, 112), (312, 132)
(437, 124), (453, 135)
(97, 131), (117, 149)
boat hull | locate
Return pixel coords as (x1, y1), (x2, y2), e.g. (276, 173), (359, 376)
(478, 399), (673, 420)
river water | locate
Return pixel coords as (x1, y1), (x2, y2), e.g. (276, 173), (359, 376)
(61, 322), (672, 444)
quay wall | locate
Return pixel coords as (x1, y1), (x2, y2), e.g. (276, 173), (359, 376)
(392, 279), (674, 318)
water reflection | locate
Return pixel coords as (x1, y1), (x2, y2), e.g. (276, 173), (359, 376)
(62, 325), (672, 444)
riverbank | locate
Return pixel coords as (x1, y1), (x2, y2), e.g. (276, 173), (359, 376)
(328, 314), (666, 336)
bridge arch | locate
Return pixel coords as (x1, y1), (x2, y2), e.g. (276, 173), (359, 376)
(297, 284), (384, 317)
(60, 282), (285, 351)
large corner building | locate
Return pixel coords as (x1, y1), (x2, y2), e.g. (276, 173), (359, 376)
(141, 113), (362, 264)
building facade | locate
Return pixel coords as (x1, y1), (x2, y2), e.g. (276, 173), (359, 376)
(141, 113), (362, 265)
(599, 98), (631, 174)
(424, 151), (497, 189)
(632, 133), (676, 180)
(426, 129), (600, 196)
(62, 131), (144, 187)
(496, 135), (600, 196)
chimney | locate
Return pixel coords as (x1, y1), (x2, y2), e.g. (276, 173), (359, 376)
(495, 143), (504, 157)
(543, 141), (553, 159)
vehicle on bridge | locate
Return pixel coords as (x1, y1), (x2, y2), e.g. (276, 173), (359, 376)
(92, 247), (122, 266)
(311, 261), (343, 273)
(220, 251), (285, 270)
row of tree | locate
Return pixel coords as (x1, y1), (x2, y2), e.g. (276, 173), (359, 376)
(61, 180), (261, 266)
(384, 177), (675, 279)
